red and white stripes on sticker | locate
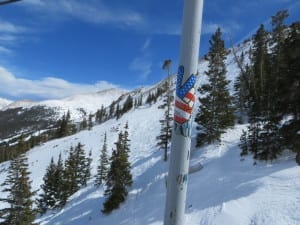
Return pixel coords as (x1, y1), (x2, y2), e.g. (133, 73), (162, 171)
(174, 87), (195, 124)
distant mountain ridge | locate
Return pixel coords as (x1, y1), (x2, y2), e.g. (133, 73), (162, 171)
(0, 98), (12, 110)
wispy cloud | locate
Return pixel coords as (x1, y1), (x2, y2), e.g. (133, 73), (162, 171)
(0, 46), (12, 54)
(141, 38), (151, 52)
(20, 0), (144, 30)
(130, 37), (153, 81)
(0, 19), (28, 54)
(0, 66), (119, 100)
(0, 19), (26, 34)
(129, 57), (152, 81)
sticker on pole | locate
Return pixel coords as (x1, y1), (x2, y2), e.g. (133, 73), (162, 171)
(174, 66), (196, 137)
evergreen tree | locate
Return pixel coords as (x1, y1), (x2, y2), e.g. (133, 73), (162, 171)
(57, 110), (72, 137)
(0, 154), (38, 225)
(280, 22), (300, 159)
(109, 101), (115, 118)
(233, 52), (251, 124)
(122, 95), (133, 113)
(63, 143), (91, 198)
(88, 114), (93, 130)
(195, 27), (235, 147)
(83, 150), (92, 186)
(242, 24), (284, 161)
(123, 122), (131, 154)
(38, 157), (57, 213)
(115, 104), (121, 120)
(54, 154), (66, 208)
(96, 105), (106, 124)
(102, 130), (132, 214)
(156, 60), (173, 161)
(239, 130), (248, 157)
(80, 117), (88, 131)
(95, 133), (109, 186)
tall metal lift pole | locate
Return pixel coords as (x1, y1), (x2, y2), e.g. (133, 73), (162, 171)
(164, 1), (203, 225)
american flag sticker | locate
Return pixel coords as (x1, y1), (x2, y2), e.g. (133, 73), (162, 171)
(174, 66), (196, 125)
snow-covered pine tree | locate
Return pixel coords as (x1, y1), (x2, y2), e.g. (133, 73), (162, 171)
(0, 154), (38, 225)
(195, 27), (235, 147)
(95, 133), (109, 186)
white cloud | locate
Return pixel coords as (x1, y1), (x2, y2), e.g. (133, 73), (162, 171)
(202, 21), (242, 35)
(129, 58), (152, 81)
(0, 66), (119, 100)
(0, 19), (26, 34)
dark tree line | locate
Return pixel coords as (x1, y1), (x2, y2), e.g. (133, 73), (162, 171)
(38, 143), (92, 213)
(233, 11), (300, 162)
(194, 10), (300, 163)
(38, 123), (132, 215)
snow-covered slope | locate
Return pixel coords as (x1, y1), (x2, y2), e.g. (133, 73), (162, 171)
(1, 96), (298, 225)
(1, 42), (299, 225)
(0, 98), (12, 110)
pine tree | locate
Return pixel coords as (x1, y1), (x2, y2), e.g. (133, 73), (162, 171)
(122, 95), (133, 114)
(57, 110), (72, 137)
(123, 122), (131, 154)
(156, 81), (173, 160)
(102, 130), (132, 214)
(54, 154), (66, 208)
(157, 59), (173, 161)
(115, 104), (121, 120)
(96, 105), (106, 124)
(38, 157), (58, 213)
(95, 133), (109, 186)
(0, 154), (38, 225)
(233, 52), (251, 124)
(83, 150), (92, 186)
(270, 10), (289, 118)
(88, 114), (93, 130)
(63, 143), (91, 198)
(195, 27), (235, 147)
(243, 24), (284, 161)
(109, 101), (115, 118)
(239, 130), (248, 157)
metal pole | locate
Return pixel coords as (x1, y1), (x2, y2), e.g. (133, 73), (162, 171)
(0, 0), (22, 6)
(163, 1), (203, 225)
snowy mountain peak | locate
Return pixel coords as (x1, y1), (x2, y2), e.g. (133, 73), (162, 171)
(0, 98), (12, 110)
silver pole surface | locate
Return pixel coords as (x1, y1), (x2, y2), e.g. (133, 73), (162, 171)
(163, 1), (203, 225)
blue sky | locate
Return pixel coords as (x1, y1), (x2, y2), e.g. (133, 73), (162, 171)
(0, 0), (299, 100)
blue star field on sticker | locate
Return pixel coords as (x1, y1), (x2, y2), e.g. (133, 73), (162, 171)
(176, 66), (196, 99)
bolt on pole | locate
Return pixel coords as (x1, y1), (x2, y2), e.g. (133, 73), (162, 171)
(163, 0), (203, 225)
